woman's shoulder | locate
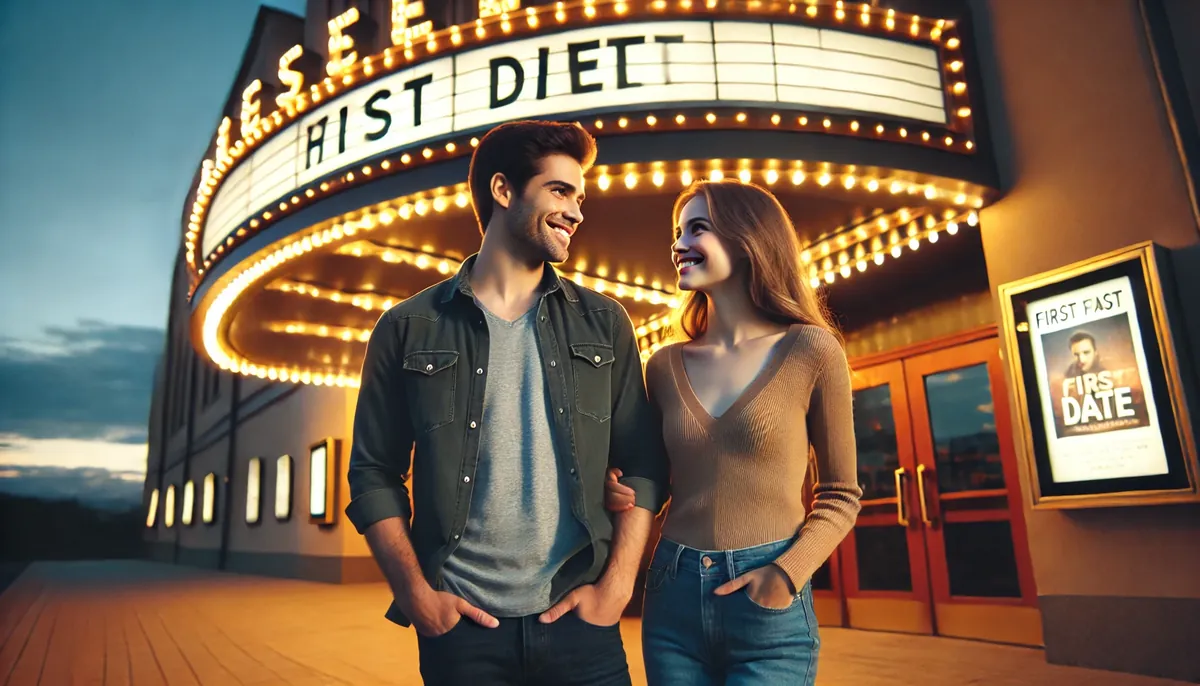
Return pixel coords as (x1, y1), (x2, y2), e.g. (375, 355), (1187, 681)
(787, 324), (849, 367)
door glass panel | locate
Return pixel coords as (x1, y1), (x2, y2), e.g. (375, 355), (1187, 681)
(811, 559), (832, 591)
(854, 527), (912, 592)
(943, 521), (1022, 598)
(923, 364), (1006, 494)
(853, 384), (900, 500)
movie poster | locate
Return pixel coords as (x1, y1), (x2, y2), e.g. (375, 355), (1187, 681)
(1025, 275), (1168, 483)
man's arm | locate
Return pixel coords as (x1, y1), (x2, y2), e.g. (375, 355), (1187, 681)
(607, 306), (670, 515)
(345, 312), (422, 597)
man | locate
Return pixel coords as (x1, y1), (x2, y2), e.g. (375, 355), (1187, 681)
(344, 120), (670, 685)
(1065, 330), (1105, 377)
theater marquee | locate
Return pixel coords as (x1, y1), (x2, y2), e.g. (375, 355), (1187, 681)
(201, 19), (947, 256)
(1000, 242), (1200, 509)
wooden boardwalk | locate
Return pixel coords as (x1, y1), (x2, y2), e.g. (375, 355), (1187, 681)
(0, 560), (1190, 686)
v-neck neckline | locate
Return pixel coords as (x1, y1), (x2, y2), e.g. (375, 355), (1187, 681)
(671, 324), (801, 425)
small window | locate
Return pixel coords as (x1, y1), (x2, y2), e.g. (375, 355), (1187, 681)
(246, 458), (262, 525)
(182, 480), (195, 526)
(201, 473), (217, 525)
(165, 485), (176, 528)
(146, 488), (160, 528)
(309, 438), (339, 525)
(275, 455), (293, 521)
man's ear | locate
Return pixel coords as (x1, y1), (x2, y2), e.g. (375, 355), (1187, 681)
(490, 172), (513, 210)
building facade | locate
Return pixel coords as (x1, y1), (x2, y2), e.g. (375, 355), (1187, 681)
(142, 0), (1200, 681)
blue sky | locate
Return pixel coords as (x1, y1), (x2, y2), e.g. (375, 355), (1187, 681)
(0, 0), (306, 494)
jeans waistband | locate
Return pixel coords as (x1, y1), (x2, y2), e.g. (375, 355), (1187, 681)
(652, 536), (796, 579)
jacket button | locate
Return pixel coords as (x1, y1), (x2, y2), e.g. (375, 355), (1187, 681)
(470, 421), (477, 429)
(594, 355), (601, 363)
(425, 364), (433, 371)
(550, 361), (556, 367)
(464, 476), (470, 483)
(476, 368), (483, 374)
(453, 534), (460, 540)
(558, 408), (564, 414)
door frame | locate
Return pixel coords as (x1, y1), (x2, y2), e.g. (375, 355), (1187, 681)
(838, 325), (1041, 644)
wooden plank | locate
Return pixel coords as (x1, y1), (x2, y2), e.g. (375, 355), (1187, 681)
(0, 588), (47, 683)
(179, 606), (284, 686)
(122, 602), (166, 686)
(135, 607), (200, 686)
(102, 595), (131, 686)
(38, 593), (82, 686)
(0, 575), (42, 650)
(4, 598), (57, 686)
(157, 601), (243, 686)
(69, 598), (105, 685)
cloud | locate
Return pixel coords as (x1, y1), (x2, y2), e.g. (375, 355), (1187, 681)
(0, 464), (144, 511)
(0, 320), (163, 443)
(927, 372), (964, 386)
(0, 434), (148, 473)
(977, 402), (994, 414)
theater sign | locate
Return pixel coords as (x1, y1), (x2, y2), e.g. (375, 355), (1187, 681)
(184, 0), (992, 389)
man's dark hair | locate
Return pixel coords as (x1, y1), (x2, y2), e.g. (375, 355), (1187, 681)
(1069, 331), (1096, 348)
(468, 120), (597, 234)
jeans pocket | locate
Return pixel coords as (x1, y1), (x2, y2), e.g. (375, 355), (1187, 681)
(644, 564), (669, 594)
(742, 587), (801, 614)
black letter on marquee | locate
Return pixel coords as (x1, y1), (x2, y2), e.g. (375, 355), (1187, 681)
(365, 89), (392, 141)
(338, 106), (349, 155)
(606, 36), (645, 89)
(655, 35), (684, 84)
(404, 74), (433, 126)
(306, 116), (328, 170)
(490, 57), (524, 109)
(568, 40), (603, 94)
(537, 47), (550, 100)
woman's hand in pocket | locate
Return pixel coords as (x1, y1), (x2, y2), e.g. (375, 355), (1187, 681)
(604, 468), (637, 512)
(714, 564), (797, 610)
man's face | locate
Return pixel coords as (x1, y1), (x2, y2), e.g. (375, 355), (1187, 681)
(503, 153), (586, 264)
(1070, 339), (1097, 372)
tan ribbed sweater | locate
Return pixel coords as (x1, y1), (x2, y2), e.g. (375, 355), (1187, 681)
(648, 324), (863, 591)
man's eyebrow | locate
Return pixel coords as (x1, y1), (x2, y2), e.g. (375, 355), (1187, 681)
(544, 179), (585, 202)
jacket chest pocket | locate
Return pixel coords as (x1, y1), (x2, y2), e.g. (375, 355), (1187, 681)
(569, 342), (615, 422)
(402, 350), (458, 432)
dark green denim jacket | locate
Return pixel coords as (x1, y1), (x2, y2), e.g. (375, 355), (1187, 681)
(344, 254), (670, 626)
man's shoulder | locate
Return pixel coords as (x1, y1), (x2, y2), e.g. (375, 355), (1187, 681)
(380, 277), (455, 323)
(563, 278), (629, 315)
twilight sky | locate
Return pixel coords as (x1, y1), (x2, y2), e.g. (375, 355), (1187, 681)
(0, 0), (306, 489)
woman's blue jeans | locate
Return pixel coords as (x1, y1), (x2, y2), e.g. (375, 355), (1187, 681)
(641, 537), (820, 686)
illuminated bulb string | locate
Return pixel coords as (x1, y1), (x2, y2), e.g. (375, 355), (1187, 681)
(199, 173), (981, 385)
(182, 0), (968, 273)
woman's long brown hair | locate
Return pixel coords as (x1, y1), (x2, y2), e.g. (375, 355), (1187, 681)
(669, 179), (843, 345)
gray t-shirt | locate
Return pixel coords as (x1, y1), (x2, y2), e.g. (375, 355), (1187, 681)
(438, 299), (590, 617)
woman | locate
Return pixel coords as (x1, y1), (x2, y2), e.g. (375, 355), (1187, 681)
(606, 179), (862, 685)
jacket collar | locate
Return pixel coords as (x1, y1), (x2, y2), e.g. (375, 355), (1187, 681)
(440, 253), (579, 305)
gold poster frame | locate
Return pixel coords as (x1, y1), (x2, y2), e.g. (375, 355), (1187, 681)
(998, 241), (1199, 509)
(308, 437), (341, 525)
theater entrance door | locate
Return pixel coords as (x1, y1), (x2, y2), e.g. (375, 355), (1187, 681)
(810, 331), (1042, 646)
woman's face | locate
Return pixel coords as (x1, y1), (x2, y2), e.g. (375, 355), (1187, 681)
(672, 195), (736, 292)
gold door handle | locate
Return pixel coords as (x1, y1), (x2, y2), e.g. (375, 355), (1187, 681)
(894, 467), (909, 527)
(916, 464), (935, 526)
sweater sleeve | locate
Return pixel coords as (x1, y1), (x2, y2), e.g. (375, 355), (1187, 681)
(772, 330), (863, 591)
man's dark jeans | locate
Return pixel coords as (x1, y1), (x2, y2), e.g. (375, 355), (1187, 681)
(416, 612), (632, 686)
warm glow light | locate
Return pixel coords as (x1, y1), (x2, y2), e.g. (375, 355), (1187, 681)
(164, 485), (176, 528)
(240, 80), (262, 140)
(326, 7), (361, 77)
(182, 480), (195, 526)
(202, 473), (217, 524)
(276, 45), (305, 111)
